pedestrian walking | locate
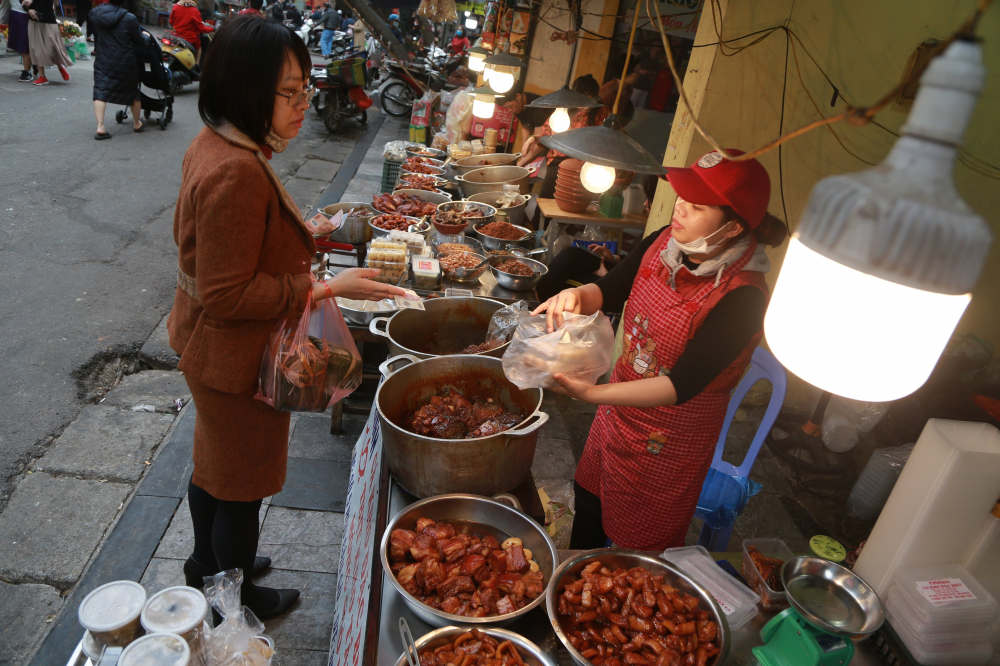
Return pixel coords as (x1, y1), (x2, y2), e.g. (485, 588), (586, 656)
(167, 15), (403, 620)
(89, 0), (145, 138)
(318, 2), (338, 56)
(23, 0), (72, 85)
(7, 0), (35, 82)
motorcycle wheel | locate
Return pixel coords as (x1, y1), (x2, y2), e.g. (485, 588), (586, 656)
(168, 76), (182, 94)
(322, 95), (342, 132)
(381, 81), (414, 117)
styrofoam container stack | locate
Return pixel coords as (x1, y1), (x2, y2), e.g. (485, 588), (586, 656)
(660, 545), (759, 630)
(885, 563), (997, 665)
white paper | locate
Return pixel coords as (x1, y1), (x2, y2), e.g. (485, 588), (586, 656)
(916, 578), (978, 606)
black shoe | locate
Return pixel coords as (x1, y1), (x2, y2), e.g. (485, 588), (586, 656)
(247, 588), (300, 621)
(183, 556), (273, 588)
(18, 70), (32, 82)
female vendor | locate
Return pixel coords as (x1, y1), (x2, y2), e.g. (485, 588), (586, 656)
(534, 150), (787, 551)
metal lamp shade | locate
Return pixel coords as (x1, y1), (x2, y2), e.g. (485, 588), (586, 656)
(540, 120), (666, 175)
(528, 85), (600, 109)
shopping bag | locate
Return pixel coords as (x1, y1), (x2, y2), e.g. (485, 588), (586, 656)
(327, 57), (365, 86)
(502, 311), (615, 389)
(255, 291), (362, 412)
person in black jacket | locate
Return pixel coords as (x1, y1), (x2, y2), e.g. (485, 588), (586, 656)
(89, 0), (146, 138)
(24, 0), (73, 84)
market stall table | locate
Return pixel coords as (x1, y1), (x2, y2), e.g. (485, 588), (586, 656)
(535, 198), (648, 244)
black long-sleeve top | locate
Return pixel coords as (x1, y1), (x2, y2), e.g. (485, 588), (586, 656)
(595, 227), (768, 405)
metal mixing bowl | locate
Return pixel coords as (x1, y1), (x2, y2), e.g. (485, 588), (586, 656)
(490, 256), (548, 291)
(546, 550), (730, 666)
(441, 252), (490, 282)
(401, 163), (447, 177)
(781, 556), (884, 639)
(437, 201), (498, 226)
(406, 147), (447, 160)
(430, 234), (484, 257)
(380, 494), (558, 627)
(370, 214), (424, 239)
(473, 221), (535, 251)
(335, 297), (397, 326)
(393, 626), (556, 666)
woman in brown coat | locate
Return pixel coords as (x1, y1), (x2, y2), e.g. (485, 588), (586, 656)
(167, 15), (403, 619)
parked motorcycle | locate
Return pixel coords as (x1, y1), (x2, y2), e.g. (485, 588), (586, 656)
(372, 52), (464, 117)
(157, 32), (210, 94)
(311, 55), (372, 132)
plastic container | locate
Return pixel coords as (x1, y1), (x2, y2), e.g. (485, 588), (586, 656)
(886, 589), (991, 646)
(965, 509), (1000, 606)
(742, 538), (794, 609)
(141, 586), (208, 645)
(411, 256), (442, 290)
(660, 545), (759, 629)
(119, 632), (191, 666)
(380, 160), (402, 194)
(892, 563), (998, 630)
(78, 580), (147, 651)
(846, 443), (914, 520)
(886, 595), (994, 665)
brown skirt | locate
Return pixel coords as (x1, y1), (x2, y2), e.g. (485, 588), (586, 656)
(28, 21), (73, 68)
(186, 374), (291, 502)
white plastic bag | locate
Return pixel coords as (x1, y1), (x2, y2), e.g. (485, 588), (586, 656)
(502, 311), (615, 389)
(445, 87), (474, 144)
(203, 571), (275, 666)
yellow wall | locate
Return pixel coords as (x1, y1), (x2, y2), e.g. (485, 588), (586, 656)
(648, 0), (1000, 347)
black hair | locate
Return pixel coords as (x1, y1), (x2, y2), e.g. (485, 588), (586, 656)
(721, 205), (788, 247)
(572, 74), (600, 99)
(198, 15), (311, 145)
(249, 0), (263, 9)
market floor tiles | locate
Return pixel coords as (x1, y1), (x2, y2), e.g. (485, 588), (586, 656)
(288, 413), (364, 462)
(271, 457), (351, 512)
(253, 569), (338, 652)
(272, 648), (331, 666)
(258, 506), (344, 575)
(154, 496), (270, 561)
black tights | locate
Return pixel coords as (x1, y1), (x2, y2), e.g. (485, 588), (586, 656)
(569, 481), (610, 549)
(188, 481), (278, 609)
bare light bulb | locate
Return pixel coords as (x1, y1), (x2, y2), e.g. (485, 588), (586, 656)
(580, 162), (616, 193)
(472, 97), (495, 119)
(488, 69), (515, 93)
(481, 67), (492, 81)
(465, 18), (477, 29)
(549, 107), (571, 133)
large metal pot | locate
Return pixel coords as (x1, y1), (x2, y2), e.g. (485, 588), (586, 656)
(368, 297), (511, 359)
(455, 165), (537, 197)
(450, 153), (522, 177)
(467, 191), (532, 227)
(382, 495), (558, 629)
(376, 355), (548, 498)
(547, 550), (731, 666)
(321, 202), (376, 244)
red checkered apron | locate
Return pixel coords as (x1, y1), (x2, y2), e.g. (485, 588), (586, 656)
(576, 229), (767, 550)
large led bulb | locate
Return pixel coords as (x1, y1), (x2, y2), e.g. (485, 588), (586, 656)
(549, 107), (571, 133)
(580, 162), (616, 193)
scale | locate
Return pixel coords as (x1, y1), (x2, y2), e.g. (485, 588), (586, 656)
(753, 556), (884, 666)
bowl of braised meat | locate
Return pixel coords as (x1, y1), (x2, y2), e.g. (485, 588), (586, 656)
(380, 493), (558, 627)
(546, 550), (729, 666)
(375, 354), (548, 497)
(390, 626), (556, 666)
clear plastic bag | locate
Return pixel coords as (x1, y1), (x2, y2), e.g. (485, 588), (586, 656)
(383, 140), (420, 162)
(695, 468), (763, 531)
(445, 88), (475, 145)
(255, 291), (362, 412)
(203, 571), (275, 666)
(502, 311), (615, 389)
(486, 300), (528, 346)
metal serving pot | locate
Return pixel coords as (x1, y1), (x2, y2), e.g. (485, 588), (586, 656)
(467, 191), (532, 227)
(321, 202), (376, 244)
(547, 550), (731, 666)
(376, 355), (548, 498)
(393, 625), (556, 666)
(368, 297), (511, 359)
(455, 165), (537, 197)
(382, 495), (558, 629)
(450, 153), (522, 178)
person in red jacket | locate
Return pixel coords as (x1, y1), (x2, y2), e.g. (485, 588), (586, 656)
(534, 150), (788, 551)
(449, 28), (469, 55)
(170, 0), (214, 66)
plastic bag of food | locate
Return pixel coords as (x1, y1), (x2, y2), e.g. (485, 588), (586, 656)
(445, 88), (475, 145)
(487, 300), (529, 346)
(502, 311), (615, 389)
(255, 291), (362, 412)
(203, 571), (274, 666)
(383, 140), (420, 162)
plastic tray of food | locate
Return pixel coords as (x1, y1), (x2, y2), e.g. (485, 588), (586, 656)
(890, 563), (998, 629)
(742, 538), (793, 609)
(660, 545), (759, 630)
(366, 240), (409, 285)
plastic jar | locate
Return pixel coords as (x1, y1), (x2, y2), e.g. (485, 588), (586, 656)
(119, 632), (191, 666)
(78, 580), (147, 651)
(141, 586), (209, 646)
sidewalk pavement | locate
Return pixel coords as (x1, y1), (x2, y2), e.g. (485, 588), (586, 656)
(0, 111), (408, 666)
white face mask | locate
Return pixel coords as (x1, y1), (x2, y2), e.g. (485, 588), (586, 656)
(672, 197), (733, 255)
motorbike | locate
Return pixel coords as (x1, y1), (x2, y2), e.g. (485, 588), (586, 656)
(294, 17), (312, 46)
(372, 52), (464, 117)
(311, 53), (373, 132)
(157, 32), (209, 94)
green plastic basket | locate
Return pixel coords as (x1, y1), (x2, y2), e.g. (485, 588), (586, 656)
(380, 160), (401, 194)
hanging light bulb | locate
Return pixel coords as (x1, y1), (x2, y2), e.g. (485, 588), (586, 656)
(764, 40), (992, 402)
(487, 66), (515, 93)
(472, 85), (498, 119)
(580, 162), (616, 193)
(468, 46), (489, 73)
(465, 17), (477, 30)
(549, 107), (571, 133)
(483, 47), (524, 94)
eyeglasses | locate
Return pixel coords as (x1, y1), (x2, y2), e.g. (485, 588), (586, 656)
(276, 85), (315, 107)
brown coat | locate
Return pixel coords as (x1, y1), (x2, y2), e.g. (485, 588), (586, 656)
(168, 124), (318, 500)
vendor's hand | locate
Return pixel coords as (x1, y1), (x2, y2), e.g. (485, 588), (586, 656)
(589, 244), (616, 264)
(28, 9), (38, 19)
(548, 373), (599, 403)
(314, 268), (406, 302)
(531, 287), (582, 333)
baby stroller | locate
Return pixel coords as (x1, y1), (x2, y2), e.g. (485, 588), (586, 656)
(116, 32), (174, 130)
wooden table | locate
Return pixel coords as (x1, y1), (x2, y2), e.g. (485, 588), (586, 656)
(536, 197), (648, 244)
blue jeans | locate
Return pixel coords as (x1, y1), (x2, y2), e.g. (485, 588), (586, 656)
(320, 29), (336, 56)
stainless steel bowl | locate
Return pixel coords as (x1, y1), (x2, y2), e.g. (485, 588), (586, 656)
(381, 494), (558, 627)
(390, 189), (454, 205)
(441, 252), (490, 282)
(547, 550), (730, 666)
(406, 146), (447, 160)
(401, 163), (447, 177)
(490, 256), (548, 292)
(321, 202), (376, 244)
(393, 626), (556, 666)
(473, 221), (535, 251)
(781, 556), (884, 638)
(430, 234), (484, 257)
(450, 152), (523, 177)
(467, 192), (532, 227)
(370, 214), (424, 238)
(455, 165), (537, 197)
(404, 157), (446, 169)
(335, 296), (397, 326)
(399, 172), (449, 187)
(437, 201), (498, 226)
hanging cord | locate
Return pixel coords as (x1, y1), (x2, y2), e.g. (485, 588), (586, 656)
(612, 0), (643, 115)
(646, 0), (995, 162)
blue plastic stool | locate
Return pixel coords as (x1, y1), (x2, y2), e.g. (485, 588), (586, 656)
(695, 347), (787, 551)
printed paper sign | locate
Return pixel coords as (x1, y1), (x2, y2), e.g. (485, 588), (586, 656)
(916, 578), (977, 606)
